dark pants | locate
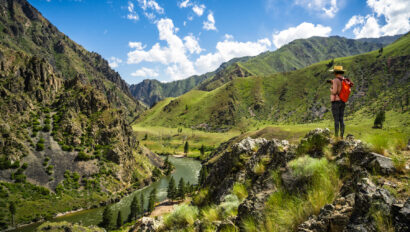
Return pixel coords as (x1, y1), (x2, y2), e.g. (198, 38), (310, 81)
(331, 101), (345, 138)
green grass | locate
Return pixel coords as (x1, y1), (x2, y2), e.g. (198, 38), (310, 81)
(243, 156), (340, 232)
(162, 204), (199, 230)
(232, 183), (248, 201)
(132, 124), (239, 159)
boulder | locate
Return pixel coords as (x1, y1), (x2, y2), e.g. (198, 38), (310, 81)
(297, 128), (331, 158)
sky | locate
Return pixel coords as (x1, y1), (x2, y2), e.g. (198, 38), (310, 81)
(28, 0), (410, 85)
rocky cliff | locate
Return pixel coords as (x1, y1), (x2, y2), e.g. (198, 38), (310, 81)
(0, 0), (162, 228)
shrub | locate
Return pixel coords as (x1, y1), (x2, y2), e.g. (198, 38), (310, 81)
(36, 142), (45, 151)
(163, 204), (199, 229)
(193, 188), (209, 206)
(62, 144), (73, 152)
(253, 161), (265, 175)
(201, 205), (220, 222)
(42, 124), (51, 132)
(219, 194), (240, 217)
(373, 110), (386, 129)
(232, 183), (248, 201)
(46, 165), (54, 175)
(75, 152), (92, 161)
(261, 156), (340, 232)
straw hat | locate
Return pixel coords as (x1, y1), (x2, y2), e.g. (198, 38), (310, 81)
(329, 65), (346, 73)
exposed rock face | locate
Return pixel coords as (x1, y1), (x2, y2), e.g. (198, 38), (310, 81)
(199, 129), (407, 232)
(0, 0), (158, 192)
(131, 217), (163, 232)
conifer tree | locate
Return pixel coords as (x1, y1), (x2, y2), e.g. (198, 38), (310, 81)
(184, 141), (189, 154)
(148, 188), (157, 213)
(9, 202), (16, 227)
(140, 193), (145, 215)
(129, 195), (139, 221)
(167, 176), (176, 200)
(100, 206), (113, 229)
(116, 211), (123, 228)
(177, 177), (186, 199)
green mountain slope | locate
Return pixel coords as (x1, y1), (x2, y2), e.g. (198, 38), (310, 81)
(136, 33), (410, 131)
(131, 35), (400, 106)
(0, 0), (161, 227)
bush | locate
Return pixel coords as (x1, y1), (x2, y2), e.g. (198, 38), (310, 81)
(201, 205), (220, 222)
(163, 204), (199, 229)
(373, 110), (386, 129)
(232, 183), (248, 201)
(42, 124), (51, 132)
(62, 144), (73, 152)
(36, 142), (45, 151)
(75, 152), (92, 161)
(260, 156), (340, 232)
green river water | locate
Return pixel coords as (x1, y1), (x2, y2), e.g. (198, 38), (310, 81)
(13, 156), (202, 232)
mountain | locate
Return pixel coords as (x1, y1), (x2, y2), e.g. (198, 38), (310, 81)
(0, 0), (161, 227)
(130, 35), (400, 106)
(136, 33), (410, 131)
(129, 56), (251, 107)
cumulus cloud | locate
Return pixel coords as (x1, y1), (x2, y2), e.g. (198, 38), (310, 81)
(203, 12), (217, 31)
(108, 57), (122, 68)
(131, 67), (159, 77)
(138, 0), (164, 14)
(127, 18), (198, 80)
(295, 0), (338, 18)
(178, 0), (191, 8)
(195, 38), (271, 73)
(192, 4), (206, 16)
(127, 2), (139, 21)
(344, 0), (410, 38)
(184, 34), (203, 54)
(272, 22), (332, 48)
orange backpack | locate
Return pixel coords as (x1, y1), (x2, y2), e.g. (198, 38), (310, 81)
(338, 77), (354, 103)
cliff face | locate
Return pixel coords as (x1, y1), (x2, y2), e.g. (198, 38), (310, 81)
(0, 0), (159, 193)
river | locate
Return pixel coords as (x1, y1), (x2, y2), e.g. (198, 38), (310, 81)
(13, 156), (202, 232)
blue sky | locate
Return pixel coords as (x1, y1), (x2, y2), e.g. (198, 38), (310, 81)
(28, 0), (410, 84)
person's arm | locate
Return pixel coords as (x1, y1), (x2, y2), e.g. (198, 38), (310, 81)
(331, 79), (338, 95)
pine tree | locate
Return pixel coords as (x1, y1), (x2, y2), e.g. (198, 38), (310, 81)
(167, 176), (176, 200)
(129, 195), (139, 221)
(177, 177), (186, 199)
(200, 144), (205, 156)
(116, 211), (123, 228)
(148, 188), (157, 213)
(140, 193), (145, 215)
(9, 202), (16, 227)
(184, 141), (189, 154)
(199, 166), (208, 186)
(100, 206), (113, 229)
(373, 110), (386, 128)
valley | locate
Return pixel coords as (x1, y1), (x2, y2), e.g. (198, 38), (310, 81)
(0, 0), (409, 232)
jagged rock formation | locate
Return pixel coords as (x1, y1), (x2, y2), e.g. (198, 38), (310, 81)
(0, 0), (162, 227)
(196, 129), (409, 231)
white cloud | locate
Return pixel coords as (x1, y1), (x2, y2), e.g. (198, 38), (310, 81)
(192, 4), (206, 16)
(203, 12), (217, 31)
(108, 57), (122, 68)
(195, 38), (271, 73)
(178, 0), (191, 8)
(138, 0), (164, 14)
(295, 0), (339, 18)
(131, 67), (159, 77)
(272, 22), (332, 48)
(184, 34), (203, 54)
(344, 0), (410, 38)
(127, 2), (139, 21)
(343, 15), (365, 32)
(127, 18), (198, 80)
(128, 42), (145, 50)
(224, 34), (234, 40)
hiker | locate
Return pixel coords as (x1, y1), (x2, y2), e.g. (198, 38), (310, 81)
(328, 66), (353, 139)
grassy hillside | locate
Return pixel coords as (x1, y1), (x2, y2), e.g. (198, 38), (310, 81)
(130, 36), (399, 106)
(136, 33), (410, 132)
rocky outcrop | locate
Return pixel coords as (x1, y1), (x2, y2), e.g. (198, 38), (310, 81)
(198, 129), (407, 232)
